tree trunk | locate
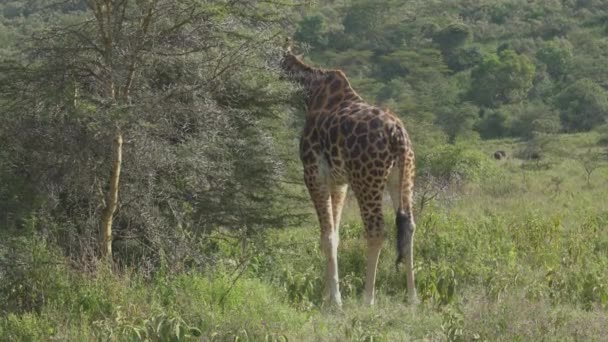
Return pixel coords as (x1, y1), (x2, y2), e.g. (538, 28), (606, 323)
(100, 131), (123, 259)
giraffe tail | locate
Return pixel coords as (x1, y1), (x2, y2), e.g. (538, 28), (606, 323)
(395, 148), (415, 268)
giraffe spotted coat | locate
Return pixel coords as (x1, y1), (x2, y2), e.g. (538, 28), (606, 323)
(281, 47), (417, 305)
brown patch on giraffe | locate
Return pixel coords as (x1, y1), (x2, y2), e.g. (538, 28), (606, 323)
(331, 145), (339, 157)
(323, 151), (332, 166)
(369, 117), (383, 130)
(351, 145), (361, 158)
(329, 77), (343, 93)
(346, 135), (356, 149)
(354, 122), (367, 135)
(311, 95), (324, 111)
(326, 94), (344, 109)
(357, 135), (368, 149)
(301, 151), (315, 164)
(300, 140), (310, 153)
(340, 118), (354, 135)
(344, 93), (358, 101)
(329, 125), (339, 144)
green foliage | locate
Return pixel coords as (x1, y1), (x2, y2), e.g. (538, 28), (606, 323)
(536, 38), (573, 79)
(341, 0), (392, 46)
(475, 109), (510, 139)
(433, 22), (470, 51)
(470, 49), (536, 108)
(508, 101), (562, 138)
(294, 15), (328, 50)
(556, 78), (608, 132)
(0, 234), (71, 314)
(435, 102), (480, 143)
(0, 313), (55, 341)
(444, 45), (484, 73)
(0, 0), (305, 269)
(418, 144), (492, 184)
(378, 48), (448, 81)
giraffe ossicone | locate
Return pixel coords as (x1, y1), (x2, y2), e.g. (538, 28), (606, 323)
(280, 43), (417, 306)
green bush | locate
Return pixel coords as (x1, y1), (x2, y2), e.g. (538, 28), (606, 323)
(469, 50), (536, 108)
(0, 235), (72, 315)
(417, 143), (495, 184)
(475, 108), (510, 139)
(556, 78), (608, 132)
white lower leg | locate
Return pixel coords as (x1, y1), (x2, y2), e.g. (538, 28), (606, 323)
(364, 239), (383, 305)
(405, 236), (418, 303)
(322, 232), (341, 305)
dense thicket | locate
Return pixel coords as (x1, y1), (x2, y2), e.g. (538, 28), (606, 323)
(0, 0), (305, 269)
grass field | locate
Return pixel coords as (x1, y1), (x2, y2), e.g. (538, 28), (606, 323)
(2, 132), (608, 341)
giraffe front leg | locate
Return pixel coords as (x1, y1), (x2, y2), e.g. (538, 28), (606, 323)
(321, 223), (342, 306)
(305, 166), (342, 306)
(331, 184), (348, 232)
(324, 183), (347, 303)
(364, 233), (384, 305)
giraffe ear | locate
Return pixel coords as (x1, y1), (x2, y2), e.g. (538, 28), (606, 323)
(284, 37), (293, 53)
(295, 54), (304, 60)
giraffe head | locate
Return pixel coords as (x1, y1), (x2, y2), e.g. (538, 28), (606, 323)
(279, 39), (320, 86)
(280, 38), (302, 68)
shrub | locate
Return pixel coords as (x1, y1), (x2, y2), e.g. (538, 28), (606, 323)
(475, 108), (510, 139)
(508, 102), (561, 139)
(415, 143), (496, 211)
(0, 234), (72, 315)
(556, 78), (608, 132)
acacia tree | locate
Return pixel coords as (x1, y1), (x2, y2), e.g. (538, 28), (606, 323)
(577, 149), (603, 187)
(0, 0), (303, 265)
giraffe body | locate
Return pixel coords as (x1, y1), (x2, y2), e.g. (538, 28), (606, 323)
(281, 49), (417, 305)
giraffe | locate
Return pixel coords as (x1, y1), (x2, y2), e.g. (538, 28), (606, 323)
(280, 42), (417, 305)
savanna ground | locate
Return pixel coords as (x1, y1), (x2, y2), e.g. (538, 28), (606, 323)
(1, 132), (608, 341)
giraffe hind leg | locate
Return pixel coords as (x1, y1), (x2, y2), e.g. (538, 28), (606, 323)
(352, 182), (386, 305)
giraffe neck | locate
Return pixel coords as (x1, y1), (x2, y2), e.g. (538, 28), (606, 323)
(305, 70), (363, 113)
(283, 53), (363, 111)
(283, 56), (325, 91)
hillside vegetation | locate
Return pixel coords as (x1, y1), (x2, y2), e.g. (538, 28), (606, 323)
(1, 0), (607, 340)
